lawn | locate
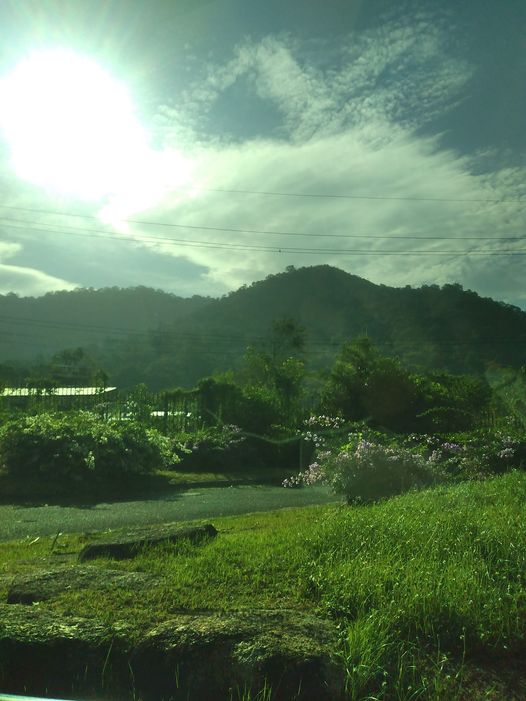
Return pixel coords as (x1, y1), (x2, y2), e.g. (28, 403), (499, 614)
(1, 471), (526, 699)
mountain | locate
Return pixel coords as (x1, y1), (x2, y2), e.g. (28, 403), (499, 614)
(0, 286), (210, 361)
(1, 266), (525, 388)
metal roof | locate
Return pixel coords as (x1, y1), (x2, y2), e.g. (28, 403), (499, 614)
(0, 387), (117, 398)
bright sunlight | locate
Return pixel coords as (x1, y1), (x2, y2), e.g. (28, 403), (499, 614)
(0, 49), (189, 209)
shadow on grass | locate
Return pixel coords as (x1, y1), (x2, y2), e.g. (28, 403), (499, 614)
(0, 472), (184, 508)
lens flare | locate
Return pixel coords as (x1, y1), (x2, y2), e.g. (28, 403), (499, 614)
(0, 49), (190, 209)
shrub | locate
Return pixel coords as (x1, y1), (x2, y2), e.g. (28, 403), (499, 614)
(0, 411), (177, 483)
(197, 377), (284, 433)
(173, 424), (298, 471)
(285, 438), (439, 503)
(173, 424), (244, 471)
(403, 426), (526, 480)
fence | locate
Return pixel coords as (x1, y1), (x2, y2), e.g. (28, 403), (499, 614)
(0, 386), (204, 434)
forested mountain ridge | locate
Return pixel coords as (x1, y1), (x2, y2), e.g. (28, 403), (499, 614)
(1, 266), (525, 388)
(0, 286), (211, 361)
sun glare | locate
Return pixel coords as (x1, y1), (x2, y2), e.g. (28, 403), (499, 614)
(0, 49), (186, 205)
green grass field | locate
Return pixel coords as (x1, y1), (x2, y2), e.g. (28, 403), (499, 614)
(1, 471), (526, 699)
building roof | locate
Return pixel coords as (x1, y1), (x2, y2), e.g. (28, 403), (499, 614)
(0, 387), (117, 398)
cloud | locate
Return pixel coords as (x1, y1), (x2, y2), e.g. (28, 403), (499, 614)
(0, 239), (77, 296)
(166, 11), (473, 143)
(123, 125), (524, 296)
(1, 8), (524, 309)
(114, 23), (524, 305)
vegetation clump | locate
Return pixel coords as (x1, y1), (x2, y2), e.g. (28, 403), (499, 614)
(0, 411), (176, 483)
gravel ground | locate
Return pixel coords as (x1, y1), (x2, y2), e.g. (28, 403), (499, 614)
(0, 485), (340, 540)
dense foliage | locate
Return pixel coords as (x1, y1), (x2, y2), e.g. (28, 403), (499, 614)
(1, 306), (524, 491)
(322, 337), (492, 432)
(2, 265), (526, 389)
(0, 412), (176, 483)
(287, 417), (526, 502)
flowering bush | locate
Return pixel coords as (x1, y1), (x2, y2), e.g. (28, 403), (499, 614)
(285, 438), (438, 502)
(403, 427), (526, 480)
(0, 411), (177, 483)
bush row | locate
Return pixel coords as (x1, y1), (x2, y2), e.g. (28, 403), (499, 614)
(285, 417), (526, 502)
(0, 412), (176, 483)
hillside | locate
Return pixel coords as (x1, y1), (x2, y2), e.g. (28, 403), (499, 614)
(0, 286), (211, 361)
(1, 266), (525, 388)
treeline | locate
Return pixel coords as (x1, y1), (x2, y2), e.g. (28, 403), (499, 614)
(1, 266), (526, 389)
(1, 325), (523, 437)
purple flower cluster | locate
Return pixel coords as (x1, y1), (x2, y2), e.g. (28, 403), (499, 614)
(441, 442), (462, 453)
(284, 438), (431, 497)
(303, 415), (345, 429)
(283, 461), (325, 488)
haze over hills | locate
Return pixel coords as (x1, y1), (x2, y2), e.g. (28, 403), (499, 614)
(0, 286), (210, 361)
(1, 265), (525, 389)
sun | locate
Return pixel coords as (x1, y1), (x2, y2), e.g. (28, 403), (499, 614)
(0, 49), (160, 201)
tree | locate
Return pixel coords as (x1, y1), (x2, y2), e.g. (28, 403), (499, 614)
(322, 337), (418, 431)
(240, 318), (307, 426)
(323, 338), (493, 433)
(50, 348), (104, 386)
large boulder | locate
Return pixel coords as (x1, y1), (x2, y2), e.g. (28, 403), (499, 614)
(78, 522), (218, 561)
(7, 566), (161, 604)
(131, 609), (344, 701)
(0, 604), (133, 698)
(0, 607), (344, 700)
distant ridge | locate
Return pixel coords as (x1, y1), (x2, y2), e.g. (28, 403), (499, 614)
(1, 266), (525, 388)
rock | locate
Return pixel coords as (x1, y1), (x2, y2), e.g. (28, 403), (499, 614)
(7, 566), (161, 604)
(78, 522), (218, 561)
(0, 604), (133, 698)
(131, 609), (344, 701)
(0, 606), (344, 700)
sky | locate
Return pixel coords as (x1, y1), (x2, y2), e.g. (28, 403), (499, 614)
(0, 0), (525, 306)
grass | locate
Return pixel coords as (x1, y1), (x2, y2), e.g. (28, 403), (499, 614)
(1, 471), (526, 699)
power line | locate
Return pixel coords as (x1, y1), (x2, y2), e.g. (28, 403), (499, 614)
(2, 217), (526, 257)
(1, 313), (526, 350)
(200, 186), (526, 205)
(1, 203), (525, 242)
(0, 314), (264, 343)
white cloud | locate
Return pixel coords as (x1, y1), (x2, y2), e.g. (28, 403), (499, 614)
(122, 123), (524, 300)
(122, 21), (523, 301)
(0, 239), (77, 296)
(0, 263), (76, 296)
(0, 241), (21, 259)
(1, 10), (524, 308)
(170, 12), (473, 143)
(109, 14), (524, 304)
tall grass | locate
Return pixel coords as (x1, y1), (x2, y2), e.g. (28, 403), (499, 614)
(3, 472), (526, 698)
(302, 471), (526, 698)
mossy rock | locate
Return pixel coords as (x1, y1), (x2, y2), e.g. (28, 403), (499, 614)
(0, 606), (343, 700)
(131, 609), (344, 701)
(78, 522), (217, 561)
(0, 604), (133, 697)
